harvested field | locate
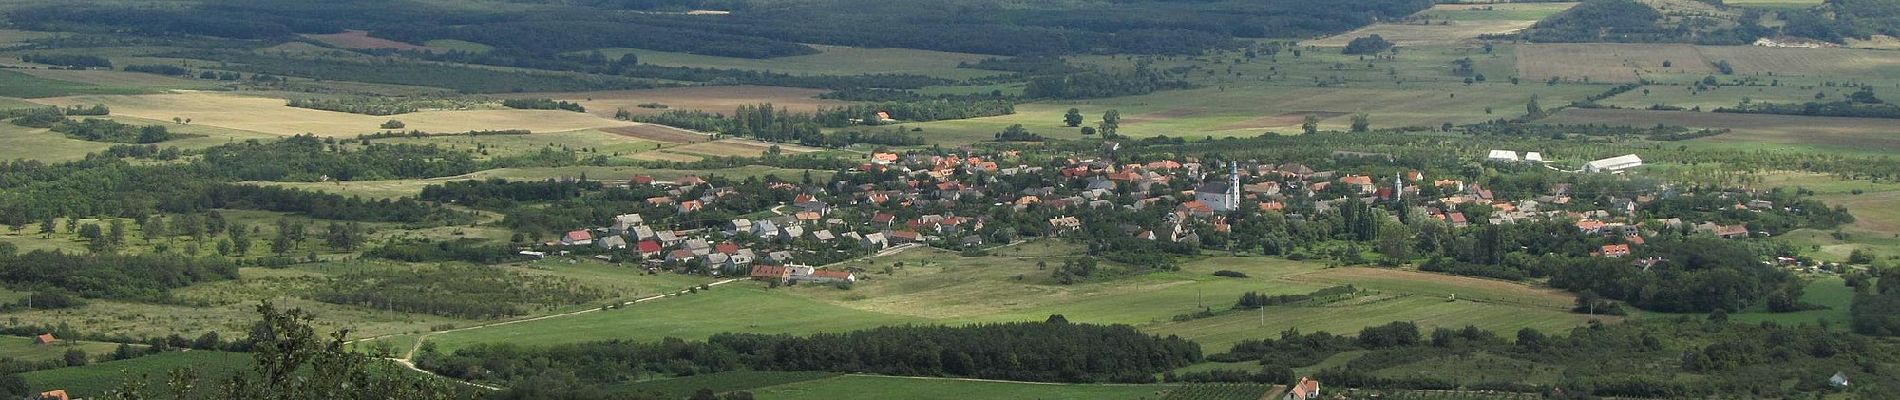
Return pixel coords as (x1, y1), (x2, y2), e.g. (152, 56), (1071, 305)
(666, 139), (814, 158)
(1544, 108), (1900, 153)
(1516, 44), (1711, 82)
(304, 30), (429, 51)
(518, 86), (851, 119)
(33, 92), (636, 136)
(601, 124), (711, 143)
(631, 151), (705, 162)
(1306, 20), (1538, 47)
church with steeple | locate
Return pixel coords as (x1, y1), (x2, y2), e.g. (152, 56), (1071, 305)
(1194, 162), (1243, 212)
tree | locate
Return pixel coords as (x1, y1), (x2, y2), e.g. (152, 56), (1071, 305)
(1100, 110), (1121, 137)
(142, 216), (166, 244)
(1063, 108), (1084, 127)
(39, 218), (56, 238)
(64, 348), (89, 366)
(1301, 115), (1319, 134)
(1343, 34), (1394, 55)
(380, 120), (406, 129)
(1080, 126), (1097, 136)
(1525, 95), (1544, 119)
(1349, 113), (1370, 133)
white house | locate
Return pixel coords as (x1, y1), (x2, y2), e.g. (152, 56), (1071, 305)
(1585, 154), (1644, 173)
(611, 214), (644, 233)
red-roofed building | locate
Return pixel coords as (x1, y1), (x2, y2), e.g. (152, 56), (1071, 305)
(872, 213), (897, 226)
(677, 200), (704, 214)
(1600, 244), (1632, 257)
(38, 390), (70, 400)
(34, 333), (56, 345)
(676, 175), (705, 186)
(636, 240), (663, 258)
(630, 175), (655, 186)
(750, 265), (791, 281)
(888, 230), (922, 243)
(1286, 377), (1320, 400)
(560, 230), (595, 246)
(715, 242), (740, 255)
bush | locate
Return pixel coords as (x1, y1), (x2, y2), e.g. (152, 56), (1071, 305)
(380, 120), (406, 129)
(1212, 270), (1249, 278)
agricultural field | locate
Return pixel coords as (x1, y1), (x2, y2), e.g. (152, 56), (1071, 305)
(0, 336), (128, 363)
(1516, 44), (1900, 82)
(0, 69), (151, 98)
(1721, 0), (1823, 10)
(746, 375), (1176, 400)
(20, 351), (254, 398)
(1306, 3), (1576, 47)
(529, 86), (852, 119)
(607, 371), (843, 398)
(256, 164), (835, 200)
(305, 30), (430, 51)
(32, 92), (638, 136)
(0, 121), (115, 162)
(1542, 108), (1900, 155)
(600, 45), (1004, 80)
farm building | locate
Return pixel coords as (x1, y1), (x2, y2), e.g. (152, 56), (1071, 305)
(1486, 150), (1519, 162)
(34, 333), (56, 345)
(786, 265), (856, 283)
(1285, 377), (1320, 400)
(1524, 152), (1544, 163)
(1585, 154), (1643, 173)
(560, 230), (594, 246)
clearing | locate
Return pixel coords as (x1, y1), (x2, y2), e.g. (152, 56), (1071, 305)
(1516, 44), (1900, 82)
(34, 92), (637, 136)
(599, 45), (1002, 80)
(304, 30), (430, 51)
(1543, 108), (1900, 154)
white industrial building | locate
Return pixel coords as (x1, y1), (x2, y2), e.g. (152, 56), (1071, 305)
(1585, 154), (1643, 173)
(1486, 150), (1519, 162)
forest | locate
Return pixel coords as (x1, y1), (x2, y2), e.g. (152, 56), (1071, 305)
(0, 249), (239, 303)
(311, 265), (602, 319)
(418, 317), (1201, 386)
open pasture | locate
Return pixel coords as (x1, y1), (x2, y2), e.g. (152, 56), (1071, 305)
(0, 122), (114, 162)
(747, 375), (1174, 400)
(371, 128), (668, 160)
(305, 30), (430, 51)
(1517, 44), (1900, 82)
(33, 92), (637, 136)
(0, 336), (128, 363)
(13, 68), (224, 92)
(600, 44), (1002, 80)
(1416, 3), (1581, 21)
(665, 139), (815, 158)
(526, 86), (851, 119)
(601, 124), (712, 143)
(1543, 108), (1900, 154)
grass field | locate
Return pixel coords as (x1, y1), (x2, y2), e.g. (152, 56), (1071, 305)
(599, 45), (1002, 80)
(530, 86), (852, 120)
(1416, 3), (1581, 21)
(0, 336), (128, 363)
(21, 351), (253, 398)
(1306, 3), (1575, 47)
(255, 164), (835, 199)
(1542, 108), (1900, 155)
(0, 122), (115, 162)
(1516, 44), (1900, 82)
(608, 371), (843, 398)
(305, 30), (430, 51)
(13, 68), (225, 92)
(420, 285), (926, 353)
(0, 69), (151, 98)
(33, 92), (638, 136)
(747, 375), (1174, 400)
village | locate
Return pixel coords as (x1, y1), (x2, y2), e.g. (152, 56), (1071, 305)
(529, 142), (1830, 288)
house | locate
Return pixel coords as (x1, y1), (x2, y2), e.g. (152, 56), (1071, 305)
(1600, 244), (1631, 257)
(630, 175), (655, 186)
(871, 213), (897, 227)
(752, 220), (781, 239)
(727, 218), (754, 235)
(786, 265), (856, 283)
(1285, 377), (1320, 400)
(1049, 216), (1082, 233)
(38, 390), (70, 400)
(636, 240), (663, 258)
(812, 229), (836, 242)
(715, 242), (741, 255)
(560, 230), (595, 246)
(765, 250), (795, 264)
(1585, 154), (1644, 173)
(676, 175), (706, 187)
(860, 232), (888, 249)
(677, 200), (704, 214)
(611, 214), (644, 233)
(34, 333), (56, 345)
(780, 224), (806, 240)
(1524, 152), (1545, 163)
(666, 249), (697, 263)
(750, 265), (791, 281)
(631, 225), (657, 241)
(656, 230), (683, 245)
(685, 238), (712, 253)
(595, 235), (628, 250)
(888, 230), (922, 243)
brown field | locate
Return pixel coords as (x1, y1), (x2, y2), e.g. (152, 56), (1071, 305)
(602, 124), (712, 143)
(1516, 44), (1712, 82)
(1518, 44), (1900, 82)
(304, 30), (429, 51)
(518, 86), (851, 119)
(1544, 108), (1900, 151)
(630, 151), (705, 162)
(1215, 111), (1352, 131)
(1306, 20), (1537, 47)
(666, 139), (816, 158)
(34, 92), (636, 136)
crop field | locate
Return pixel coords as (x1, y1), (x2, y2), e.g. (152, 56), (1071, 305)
(0, 28), (50, 45)
(1542, 108), (1900, 154)
(746, 375), (1175, 400)
(371, 128), (668, 160)
(419, 285), (927, 353)
(529, 86), (852, 119)
(600, 124), (712, 143)
(0, 336), (128, 363)
(1159, 383), (1274, 400)
(600, 45), (1003, 80)
(1594, 83), (1864, 111)
(20, 351), (254, 398)
(665, 139), (817, 158)
(14, 67), (225, 91)
(607, 371), (843, 398)
(1415, 3), (1581, 21)
(1306, 21), (1540, 47)
(1517, 44), (1900, 82)
(0, 69), (151, 98)
(0, 122), (115, 162)
(33, 92), (638, 136)
(305, 30), (430, 51)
